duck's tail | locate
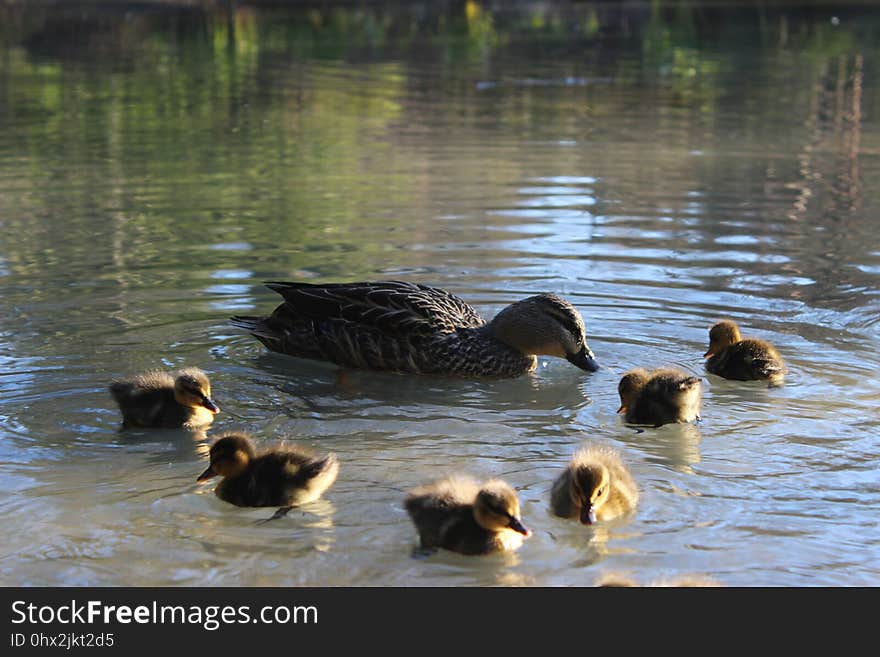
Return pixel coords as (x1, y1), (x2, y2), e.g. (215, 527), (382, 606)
(230, 315), (283, 351)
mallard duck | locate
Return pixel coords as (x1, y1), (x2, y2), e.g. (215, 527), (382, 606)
(704, 320), (785, 385)
(197, 432), (339, 519)
(617, 367), (702, 426)
(550, 443), (638, 524)
(109, 367), (220, 429)
(231, 280), (599, 377)
(404, 476), (531, 555)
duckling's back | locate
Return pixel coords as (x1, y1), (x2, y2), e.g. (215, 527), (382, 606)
(627, 368), (701, 426)
(109, 372), (189, 429)
(706, 339), (785, 383)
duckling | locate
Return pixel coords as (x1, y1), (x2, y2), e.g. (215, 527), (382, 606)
(404, 476), (531, 555)
(197, 432), (339, 519)
(617, 367), (702, 427)
(550, 443), (638, 525)
(109, 367), (220, 429)
(703, 320), (785, 385)
(231, 280), (599, 377)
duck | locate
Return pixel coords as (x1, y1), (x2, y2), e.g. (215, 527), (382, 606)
(109, 367), (220, 429)
(197, 432), (339, 519)
(617, 367), (702, 427)
(231, 280), (599, 377)
(550, 443), (639, 525)
(404, 476), (531, 555)
(703, 320), (785, 385)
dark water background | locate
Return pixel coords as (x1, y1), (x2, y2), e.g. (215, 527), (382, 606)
(0, 1), (878, 585)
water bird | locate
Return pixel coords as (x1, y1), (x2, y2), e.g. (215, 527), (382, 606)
(197, 432), (339, 520)
(109, 367), (220, 430)
(703, 320), (785, 385)
(231, 280), (598, 377)
(617, 367), (702, 426)
(550, 443), (638, 525)
(404, 476), (531, 555)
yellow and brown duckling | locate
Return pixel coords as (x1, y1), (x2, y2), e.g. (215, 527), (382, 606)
(703, 320), (785, 385)
(109, 367), (220, 430)
(404, 476), (532, 555)
(550, 443), (638, 525)
(617, 367), (702, 427)
(231, 280), (599, 377)
(197, 432), (339, 519)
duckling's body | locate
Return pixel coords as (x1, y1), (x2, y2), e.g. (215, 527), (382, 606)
(550, 443), (638, 524)
(231, 280), (598, 378)
(109, 368), (220, 429)
(197, 433), (338, 511)
(704, 320), (785, 385)
(404, 477), (531, 555)
(617, 367), (702, 427)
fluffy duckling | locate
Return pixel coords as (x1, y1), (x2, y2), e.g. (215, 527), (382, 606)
(404, 476), (531, 555)
(109, 367), (220, 429)
(703, 320), (785, 385)
(550, 443), (638, 525)
(197, 432), (339, 519)
(617, 367), (702, 427)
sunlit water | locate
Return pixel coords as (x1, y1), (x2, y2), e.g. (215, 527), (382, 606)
(1, 2), (879, 586)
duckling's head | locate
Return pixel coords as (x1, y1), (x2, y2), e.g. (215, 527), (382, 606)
(617, 368), (650, 415)
(472, 480), (531, 536)
(197, 433), (256, 481)
(174, 368), (220, 414)
(704, 320), (742, 358)
(489, 294), (598, 371)
(569, 462), (611, 525)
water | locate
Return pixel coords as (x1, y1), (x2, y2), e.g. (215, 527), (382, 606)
(1, 1), (879, 587)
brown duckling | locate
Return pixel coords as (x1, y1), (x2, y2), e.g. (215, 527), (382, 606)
(617, 367), (702, 427)
(404, 476), (532, 555)
(703, 320), (785, 385)
(550, 443), (639, 525)
(109, 367), (220, 429)
(197, 432), (339, 519)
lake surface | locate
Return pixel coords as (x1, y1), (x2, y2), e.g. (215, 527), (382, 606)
(1, 1), (878, 587)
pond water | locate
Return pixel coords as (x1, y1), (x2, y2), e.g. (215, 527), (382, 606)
(1, 1), (878, 586)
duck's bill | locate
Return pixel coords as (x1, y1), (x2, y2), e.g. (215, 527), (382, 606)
(508, 517), (532, 537)
(566, 346), (599, 372)
(197, 466), (217, 482)
(580, 505), (597, 525)
(202, 397), (221, 414)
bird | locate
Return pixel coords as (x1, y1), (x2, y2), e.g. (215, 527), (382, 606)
(404, 476), (531, 555)
(109, 367), (220, 429)
(230, 280), (598, 377)
(550, 443), (639, 525)
(197, 432), (339, 520)
(703, 320), (786, 385)
(617, 367), (702, 427)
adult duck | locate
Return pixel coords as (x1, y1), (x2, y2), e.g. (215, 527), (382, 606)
(231, 280), (599, 377)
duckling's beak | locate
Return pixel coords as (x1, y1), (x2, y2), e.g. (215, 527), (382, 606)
(580, 504), (597, 525)
(566, 345), (599, 372)
(616, 404), (627, 415)
(197, 466), (217, 482)
(507, 517), (532, 537)
(201, 397), (221, 414)
(702, 346), (716, 358)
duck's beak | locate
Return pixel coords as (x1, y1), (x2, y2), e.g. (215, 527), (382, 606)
(566, 345), (599, 372)
(201, 397), (221, 414)
(580, 504), (597, 525)
(508, 517), (532, 537)
(197, 466), (217, 482)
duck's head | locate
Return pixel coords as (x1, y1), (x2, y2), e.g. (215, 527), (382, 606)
(489, 294), (599, 371)
(197, 433), (256, 481)
(617, 368), (650, 415)
(472, 480), (531, 536)
(174, 368), (220, 414)
(704, 320), (742, 358)
(569, 462), (611, 525)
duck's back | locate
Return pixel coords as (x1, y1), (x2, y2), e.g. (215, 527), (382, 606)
(109, 372), (191, 428)
(216, 450), (338, 507)
(627, 369), (701, 426)
(706, 339), (784, 382)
